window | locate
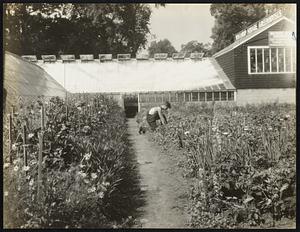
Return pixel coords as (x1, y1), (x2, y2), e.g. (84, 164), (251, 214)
(257, 49), (263, 72)
(148, 94), (155, 103)
(292, 47), (296, 72)
(263, 48), (270, 72)
(250, 49), (256, 73)
(248, 46), (296, 74)
(156, 93), (163, 103)
(285, 47), (291, 72)
(228, 91), (234, 101)
(185, 92), (191, 102)
(162, 93), (170, 102)
(192, 92), (198, 101)
(221, 92), (227, 101)
(278, 48), (284, 72)
(170, 93), (177, 102)
(213, 92), (220, 101)
(199, 92), (205, 101)
(178, 93), (184, 102)
(206, 92), (212, 101)
(271, 48), (277, 72)
(139, 94), (147, 103)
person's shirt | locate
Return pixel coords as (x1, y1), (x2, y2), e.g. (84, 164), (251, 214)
(148, 106), (166, 124)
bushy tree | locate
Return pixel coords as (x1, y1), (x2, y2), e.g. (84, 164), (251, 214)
(4, 3), (156, 57)
(210, 4), (266, 54)
(180, 40), (212, 57)
(148, 39), (177, 57)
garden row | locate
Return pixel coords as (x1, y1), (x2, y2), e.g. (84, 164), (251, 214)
(147, 102), (296, 228)
(3, 94), (139, 228)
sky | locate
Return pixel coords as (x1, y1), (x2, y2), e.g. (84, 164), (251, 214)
(146, 4), (215, 51)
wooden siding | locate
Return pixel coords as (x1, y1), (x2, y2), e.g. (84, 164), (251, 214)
(215, 50), (236, 87)
(234, 20), (296, 89)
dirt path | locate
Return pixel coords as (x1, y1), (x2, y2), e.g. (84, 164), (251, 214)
(127, 118), (190, 228)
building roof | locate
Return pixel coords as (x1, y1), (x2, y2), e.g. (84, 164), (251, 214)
(213, 16), (295, 58)
(38, 58), (235, 94)
(4, 52), (67, 108)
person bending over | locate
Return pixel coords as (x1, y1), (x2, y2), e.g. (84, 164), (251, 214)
(146, 101), (171, 131)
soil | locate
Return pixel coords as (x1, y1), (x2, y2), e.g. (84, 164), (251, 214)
(127, 118), (191, 228)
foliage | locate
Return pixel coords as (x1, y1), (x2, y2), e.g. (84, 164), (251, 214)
(210, 4), (266, 54)
(3, 94), (139, 228)
(180, 41), (212, 57)
(148, 39), (177, 57)
(148, 102), (296, 228)
(4, 3), (157, 57)
(210, 4), (296, 54)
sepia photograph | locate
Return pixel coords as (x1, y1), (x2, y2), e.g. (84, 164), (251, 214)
(2, 2), (297, 229)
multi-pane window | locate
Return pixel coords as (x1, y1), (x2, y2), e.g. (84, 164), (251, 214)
(139, 91), (235, 103)
(248, 46), (296, 74)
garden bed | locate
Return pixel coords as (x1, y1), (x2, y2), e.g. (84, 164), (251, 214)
(146, 102), (296, 229)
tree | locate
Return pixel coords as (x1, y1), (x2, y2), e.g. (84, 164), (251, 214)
(210, 4), (266, 54)
(148, 39), (177, 57)
(264, 4), (296, 21)
(180, 40), (212, 57)
(4, 3), (157, 57)
(210, 4), (296, 54)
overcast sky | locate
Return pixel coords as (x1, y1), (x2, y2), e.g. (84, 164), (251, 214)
(147, 4), (215, 51)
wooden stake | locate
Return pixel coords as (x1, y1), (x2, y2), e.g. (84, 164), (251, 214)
(8, 114), (13, 164)
(41, 105), (45, 131)
(22, 125), (27, 167)
(11, 106), (15, 121)
(66, 105), (68, 120)
(37, 132), (43, 203)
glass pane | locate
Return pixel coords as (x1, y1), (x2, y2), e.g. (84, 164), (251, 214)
(156, 93), (163, 103)
(149, 94), (155, 102)
(257, 49), (263, 73)
(170, 93), (176, 102)
(278, 48), (284, 72)
(221, 92), (227, 101)
(263, 48), (270, 72)
(185, 92), (191, 102)
(214, 92), (220, 101)
(292, 47), (296, 72)
(285, 47), (291, 72)
(162, 93), (169, 102)
(178, 93), (184, 102)
(228, 91), (234, 101)
(192, 92), (198, 101)
(250, 49), (256, 73)
(207, 92), (212, 101)
(139, 94), (146, 103)
(199, 92), (205, 101)
(271, 48), (277, 72)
